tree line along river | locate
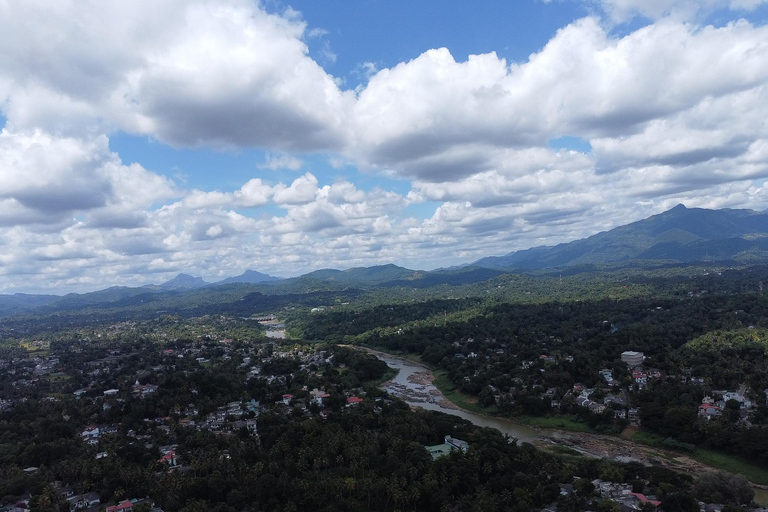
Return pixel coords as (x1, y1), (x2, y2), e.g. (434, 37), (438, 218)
(370, 350), (566, 443)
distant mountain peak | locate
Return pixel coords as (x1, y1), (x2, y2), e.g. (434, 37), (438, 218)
(215, 270), (281, 285)
(171, 273), (202, 282)
(158, 273), (208, 290)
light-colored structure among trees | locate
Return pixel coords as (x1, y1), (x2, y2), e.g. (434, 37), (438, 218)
(621, 351), (644, 367)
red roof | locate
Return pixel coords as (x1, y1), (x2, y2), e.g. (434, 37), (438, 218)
(629, 492), (661, 506)
(282, 394), (293, 398)
(106, 501), (133, 512)
(158, 451), (177, 463)
(347, 397), (363, 404)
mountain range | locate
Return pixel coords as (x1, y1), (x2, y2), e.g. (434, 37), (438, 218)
(1, 204), (766, 318)
(142, 270), (282, 291)
(472, 204), (768, 270)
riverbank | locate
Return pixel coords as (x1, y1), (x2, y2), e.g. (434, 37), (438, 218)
(432, 369), (599, 433)
(360, 344), (768, 487)
(432, 361), (768, 485)
(362, 347), (549, 441)
(365, 346), (629, 436)
(364, 348), (460, 410)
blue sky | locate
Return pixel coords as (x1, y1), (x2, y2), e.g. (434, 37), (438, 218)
(107, 0), (768, 194)
(1, 0), (768, 293)
(289, 0), (588, 77)
(109, 0), (594, 194)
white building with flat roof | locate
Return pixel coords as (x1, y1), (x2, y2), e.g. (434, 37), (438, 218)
(621, 351), (644, 367)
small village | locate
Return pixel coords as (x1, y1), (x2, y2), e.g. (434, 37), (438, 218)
(0, 317), (397, 512)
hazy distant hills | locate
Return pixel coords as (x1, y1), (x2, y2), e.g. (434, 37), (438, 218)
(379, 267), (505, 288)
(286, 264), (505, 289)
(144, 270), (282, 290)
(2, 204), (768, 319)
(473, 205), (768, 270)
(299, 264), (417, 286)
(148, 273), (208, 290)
(0, 293), (59, 317)
(0, 270), (283, 317)
(215, 270), (282, 285)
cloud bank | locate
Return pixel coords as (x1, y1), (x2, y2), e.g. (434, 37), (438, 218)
(0, 0), (767, 292)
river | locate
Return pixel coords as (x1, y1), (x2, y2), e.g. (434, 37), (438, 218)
(372, 351), (567, 443)
(369, 350), (760, 481)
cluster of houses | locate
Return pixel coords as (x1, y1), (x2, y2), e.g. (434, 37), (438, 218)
(32, 357), (59, 376)
(51, 484), (103, 512)
(70, 338), (386, 453)
(45, 484), (161, 512)
(0, 487), (163, 512)
(616, 352), (661, 389)
(0, 488), (95, 512)
(697, 387), (756, 421)
(196, 400), (260, 435)
(79, 424), (120, 446)
(65, 337), (388, 459)
(0, 353), (64, 396)
(544, 478), (663, 512)
(568, 385), (639, 423)
(1, 319), (384, 512)
(545, 477), (768, 512)
(477, 345), (765, 429)
(131, 381), (158, 397)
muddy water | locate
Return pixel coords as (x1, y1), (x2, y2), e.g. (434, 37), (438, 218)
(373, 352), (567, 443)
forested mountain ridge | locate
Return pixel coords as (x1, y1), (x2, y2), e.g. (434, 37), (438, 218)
(474, 204), (768, 270)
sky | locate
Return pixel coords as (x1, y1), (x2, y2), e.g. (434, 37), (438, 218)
(1, 0), (768, 294)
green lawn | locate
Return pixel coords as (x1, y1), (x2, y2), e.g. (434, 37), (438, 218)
(432, 370), (494, 414)
(630, 430), (665, 447)
(692, 448), (768, 486)
(540, 444), (588, 463)
(20, 341), (50, 357)
(754, 488), (768, 506)
(513, 415), (596, 433)
(631, 431), (768, 485)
